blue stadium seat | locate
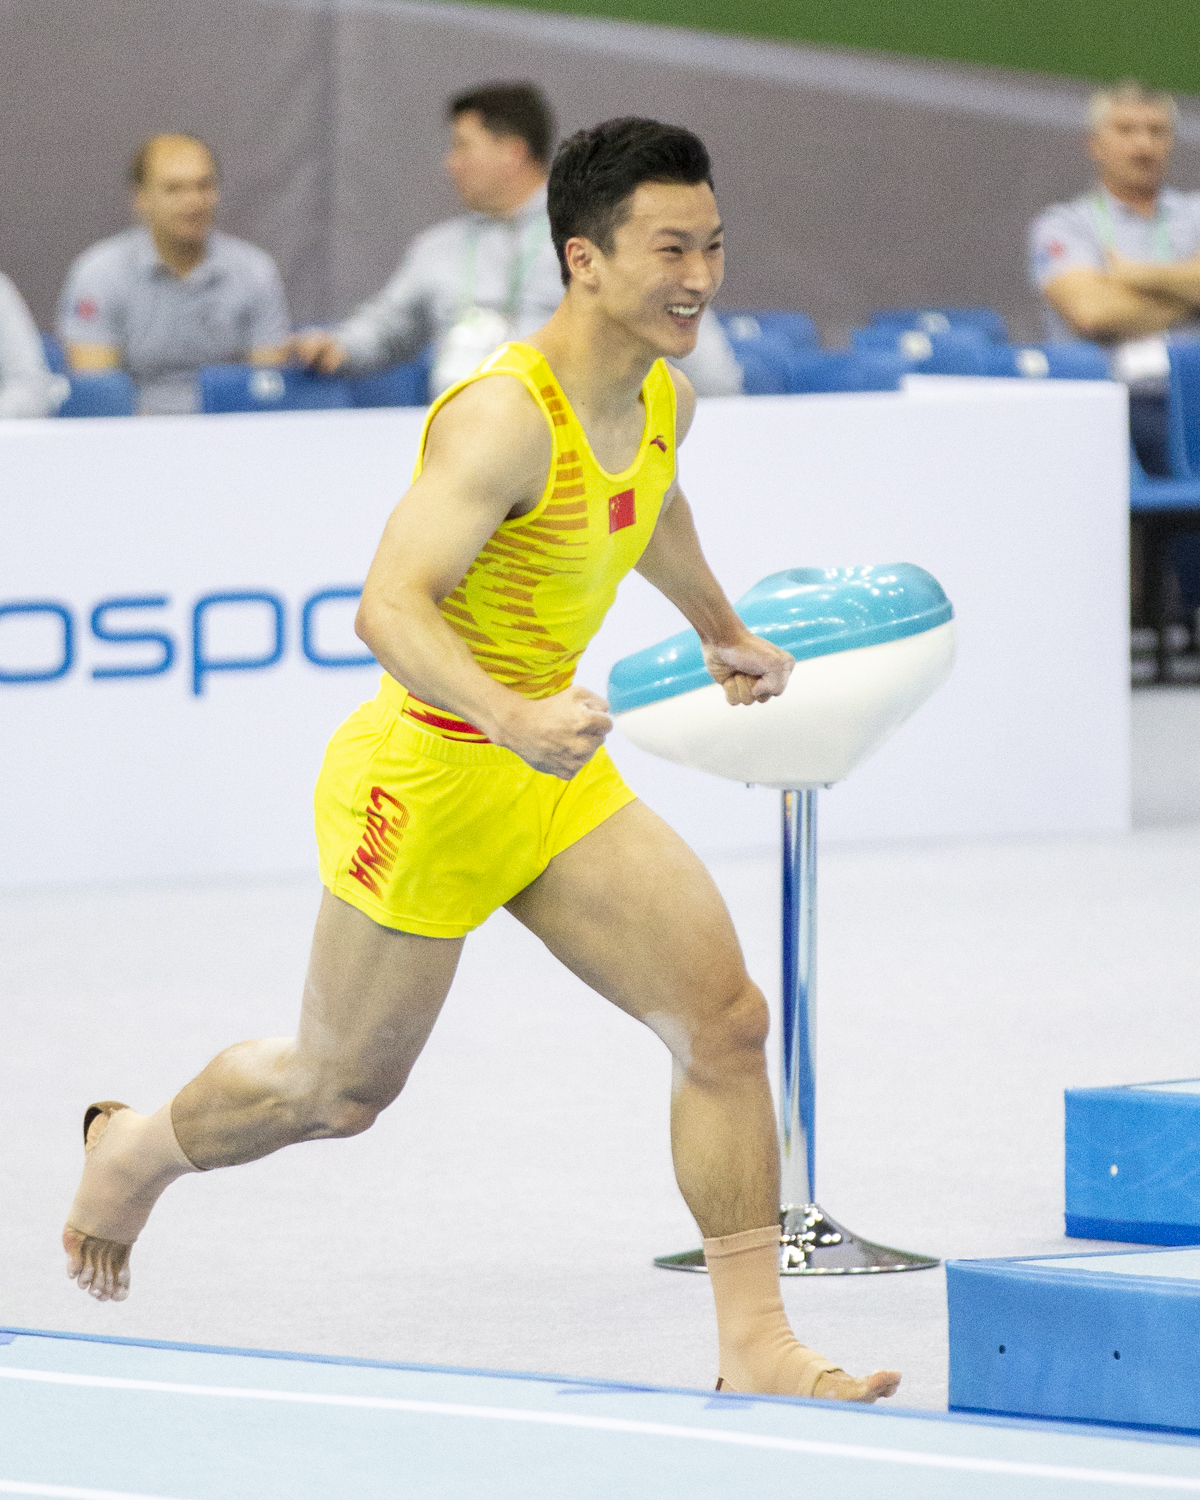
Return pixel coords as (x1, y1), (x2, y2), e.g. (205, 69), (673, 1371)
(718, 310), (818, 352)
(56, 371), (135, 418)
(39, 331), (67, 374)
(852, 325), (989, 375)
(980, 342), (1111, 380)
(725, 333), (793, 395)
(348, 358), (430, 409)
(198, 365), (352, 414)
(1130, 448), (1200, 513)
(785, 349), (907, 393)
(870, 306), (1009, 343)
(1166, 339), (1200, 480)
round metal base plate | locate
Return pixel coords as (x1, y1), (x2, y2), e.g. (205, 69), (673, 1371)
(653, 1203), (940, 1275)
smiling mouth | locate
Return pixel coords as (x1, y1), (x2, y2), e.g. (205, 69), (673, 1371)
(667, 304), (702, 320)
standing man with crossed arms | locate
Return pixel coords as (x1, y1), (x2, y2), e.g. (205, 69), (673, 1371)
(63, 117), (898, 1403)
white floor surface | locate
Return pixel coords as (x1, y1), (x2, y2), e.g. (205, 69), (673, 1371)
(2, 690), (1199, 1417)
(5, 844), (1200, 1413)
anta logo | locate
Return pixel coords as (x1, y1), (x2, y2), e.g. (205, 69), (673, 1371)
(609, 488), (636, 533)
(650, 435), (668, 452)
(348, 785), (410, 897)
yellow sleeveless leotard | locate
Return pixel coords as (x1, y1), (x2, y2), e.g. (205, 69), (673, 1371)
(314, 342), (679, 937)
(398, 341), (677, 739)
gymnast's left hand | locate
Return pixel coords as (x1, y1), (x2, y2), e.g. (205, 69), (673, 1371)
(703, 632), (794, 706)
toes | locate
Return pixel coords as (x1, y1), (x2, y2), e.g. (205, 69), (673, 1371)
(854, 1370), (902, 1404)
(95, 1254), (116, 1301)
(62, 1228), (85, 1280)
(66, 1234), (132, 1301)
(870, 1370), (902, 1401)
(814, 1368), (902, 1404)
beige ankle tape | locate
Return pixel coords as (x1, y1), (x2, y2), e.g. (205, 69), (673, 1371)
(67, 1101), (198, 1244)
(703, 1223), (842, 1397)
(703, 1224), (782, 1262)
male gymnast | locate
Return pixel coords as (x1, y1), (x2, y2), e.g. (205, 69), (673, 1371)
(64, 117), (900, 1403)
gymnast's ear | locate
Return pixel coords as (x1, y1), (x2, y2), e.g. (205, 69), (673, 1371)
(564, 235), (603, 289)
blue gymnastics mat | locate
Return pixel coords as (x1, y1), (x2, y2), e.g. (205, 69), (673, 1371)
(1, 1326), (1199, 1499)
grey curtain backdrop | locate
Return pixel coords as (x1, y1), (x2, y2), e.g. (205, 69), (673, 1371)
(4, 0), (1200, 343)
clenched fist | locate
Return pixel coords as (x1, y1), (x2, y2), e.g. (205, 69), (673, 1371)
(703, 632), (794, 706)
(498, 684), (613, 779)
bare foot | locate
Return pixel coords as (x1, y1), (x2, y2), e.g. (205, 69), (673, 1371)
(813, 1367), (902, 1403)
(716, 1360), (902, 1402)
(63, 1107), (133, 1303)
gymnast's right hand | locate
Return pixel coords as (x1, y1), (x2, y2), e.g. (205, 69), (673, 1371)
(499, 685), (613, 779)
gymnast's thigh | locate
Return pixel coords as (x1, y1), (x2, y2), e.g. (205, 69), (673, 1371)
(505, 797), (751, 1028)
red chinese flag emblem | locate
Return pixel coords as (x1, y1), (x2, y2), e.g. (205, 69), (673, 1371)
(609, 488), (636, 533)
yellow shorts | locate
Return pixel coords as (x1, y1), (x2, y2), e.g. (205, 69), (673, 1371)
(314, 677), (637, 938)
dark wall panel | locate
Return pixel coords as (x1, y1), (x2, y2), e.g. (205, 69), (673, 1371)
(3, 0), (1199, 342)
(0, 0), (333, 328)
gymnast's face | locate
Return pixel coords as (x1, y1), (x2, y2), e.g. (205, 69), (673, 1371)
(569, 180), (725, 358)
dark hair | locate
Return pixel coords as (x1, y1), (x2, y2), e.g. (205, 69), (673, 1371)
(129, 133), (217, 188)
(448, 82), (555, 165)
(548, 118), (713, 286)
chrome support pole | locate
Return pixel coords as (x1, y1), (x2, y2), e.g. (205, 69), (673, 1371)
(654, 788), (939, 1276)
(779, 789), (817, 1211)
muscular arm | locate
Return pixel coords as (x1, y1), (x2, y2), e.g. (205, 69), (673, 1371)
(1044, 267), (1192, 340)
(636, 368), (793, 706)
(355, 375), (611, 778)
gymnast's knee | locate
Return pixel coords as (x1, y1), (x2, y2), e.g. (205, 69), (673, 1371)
(661, 980), (771, 1087)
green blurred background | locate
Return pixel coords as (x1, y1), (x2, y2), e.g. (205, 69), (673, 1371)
(450, 0), (1198, 96)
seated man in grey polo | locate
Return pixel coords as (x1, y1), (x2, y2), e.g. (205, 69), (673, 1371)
(1028, 81), (1200, 475)
(58, 134), (290, 415)
(291, 81), (741, 398)
(0, 270), (68, 418)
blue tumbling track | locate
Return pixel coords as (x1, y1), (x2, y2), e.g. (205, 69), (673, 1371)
(1, 1329), (1199, 1498)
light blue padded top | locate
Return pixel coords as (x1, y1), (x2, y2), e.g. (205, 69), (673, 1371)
(608, 564), (953, 714)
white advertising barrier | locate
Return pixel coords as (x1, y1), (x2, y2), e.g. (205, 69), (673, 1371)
(0, 379), (1129, 889)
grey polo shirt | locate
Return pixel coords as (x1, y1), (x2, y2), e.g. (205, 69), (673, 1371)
(0, 270), (67, 418)
(1028, 186), (1200, 343)
(337, 188), (561, 374)
(57, 227), (290, 415)
(335, 186), (743, 398)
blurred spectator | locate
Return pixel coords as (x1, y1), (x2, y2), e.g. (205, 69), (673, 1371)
(291, 82), (741, 398)
(0, 272), (67, 417)
(57, 134), (289, 415)
(1029, 81), (1200, 474)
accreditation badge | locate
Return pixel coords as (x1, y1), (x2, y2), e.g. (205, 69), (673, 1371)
(429, 306), (511, 397)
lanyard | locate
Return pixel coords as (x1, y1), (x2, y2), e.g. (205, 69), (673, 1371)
(459, 215), (548, 320)
(1093, 192), (1172, 262)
